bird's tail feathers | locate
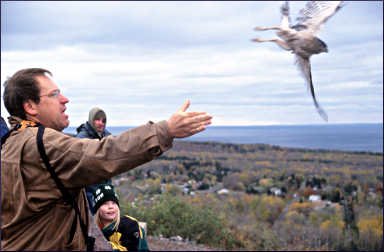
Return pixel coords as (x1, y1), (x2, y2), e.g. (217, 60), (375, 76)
(308, 75), (329, 122)
(294, 56), (328, 122)
(338, 1), (346, 12)
(313, 98), (328, 122)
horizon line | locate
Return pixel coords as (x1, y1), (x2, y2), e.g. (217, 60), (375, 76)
(65, 122), (383, 128)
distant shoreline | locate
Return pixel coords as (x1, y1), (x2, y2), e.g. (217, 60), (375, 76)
(63, 123), (383, 153)
(65, 122), (382, 128)
(173, 140), (383, 155)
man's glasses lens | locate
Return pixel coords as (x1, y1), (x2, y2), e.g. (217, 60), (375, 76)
(40, 90), (60, 98)
(50, 90), (60, 97)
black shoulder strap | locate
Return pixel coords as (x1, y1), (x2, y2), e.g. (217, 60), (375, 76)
(36, 126), (73, 204)
(36, 126), (95, 251)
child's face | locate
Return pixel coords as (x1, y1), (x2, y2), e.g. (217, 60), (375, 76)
(99, 200), (119, 223)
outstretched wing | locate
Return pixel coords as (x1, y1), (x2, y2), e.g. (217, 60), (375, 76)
(280, 1), (292, 28)
(295, 1), (344, 35)
(295, 55), (328, 121)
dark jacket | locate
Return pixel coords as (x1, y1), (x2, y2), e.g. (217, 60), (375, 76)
(1, 116), (172, 250)
(76, 122), (112, 140)
(102, 215), (149, 251)
(1, 116), (9, 138)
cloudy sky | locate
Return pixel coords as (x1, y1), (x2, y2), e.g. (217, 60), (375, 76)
(1, 1), (382, 127)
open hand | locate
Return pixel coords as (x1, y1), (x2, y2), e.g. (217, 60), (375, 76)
(167, 99), (212, 138)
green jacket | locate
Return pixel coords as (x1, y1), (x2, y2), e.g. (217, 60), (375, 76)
(102, 215), (149, 251)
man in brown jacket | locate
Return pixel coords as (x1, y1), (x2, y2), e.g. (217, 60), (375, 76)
(1, 68), (212, 251)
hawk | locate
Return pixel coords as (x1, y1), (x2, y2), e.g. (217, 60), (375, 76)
(252, 1), (345, 121)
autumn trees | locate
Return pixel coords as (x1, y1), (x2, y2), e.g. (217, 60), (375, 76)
(116, 141), (383, 251)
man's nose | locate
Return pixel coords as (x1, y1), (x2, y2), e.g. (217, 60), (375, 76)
(60, 94), (69, 104)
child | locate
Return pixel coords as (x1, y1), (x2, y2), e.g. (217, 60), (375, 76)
(93, 184), (149, 251)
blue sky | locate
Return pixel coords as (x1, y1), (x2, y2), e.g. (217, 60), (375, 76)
(1, 1), (383, 126)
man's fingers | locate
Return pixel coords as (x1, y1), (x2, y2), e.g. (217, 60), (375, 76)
(178, 99), (190, 113)
(191, 126), (206, 135)
(184, 113), (212, 124)
(192, 123), (211, 135)
(185, 111), (209, 117)
(185, 118), (211, 133)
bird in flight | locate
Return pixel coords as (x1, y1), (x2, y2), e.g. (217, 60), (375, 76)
(252, 1), (344, 121)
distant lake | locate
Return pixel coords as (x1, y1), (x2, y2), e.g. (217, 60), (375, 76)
(64, 123), (383, 153)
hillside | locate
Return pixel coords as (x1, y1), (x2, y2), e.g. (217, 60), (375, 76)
(115, 141), (383, 251)
(146, 236), (216, 251)
(116, 141), (382, 191)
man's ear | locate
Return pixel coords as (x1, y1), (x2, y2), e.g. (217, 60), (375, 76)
(23, 100), (38, 117)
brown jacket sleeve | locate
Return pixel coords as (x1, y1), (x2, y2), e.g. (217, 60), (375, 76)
(26, 120), (172, 191)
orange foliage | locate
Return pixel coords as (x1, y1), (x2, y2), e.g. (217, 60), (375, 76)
(290, 202), (313, 217)
(357, 215), (383, 238)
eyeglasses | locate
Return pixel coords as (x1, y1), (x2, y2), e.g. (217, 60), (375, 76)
(39, 90), (60, 99)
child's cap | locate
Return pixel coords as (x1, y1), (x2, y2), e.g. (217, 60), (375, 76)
(92, 183), (119, 213)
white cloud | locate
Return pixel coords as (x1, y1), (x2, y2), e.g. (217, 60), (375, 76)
(1, 1), (383, 126)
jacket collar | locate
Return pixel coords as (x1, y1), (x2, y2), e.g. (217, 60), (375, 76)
(8, 116), (40, 131)
(85, 122), (102, 138)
